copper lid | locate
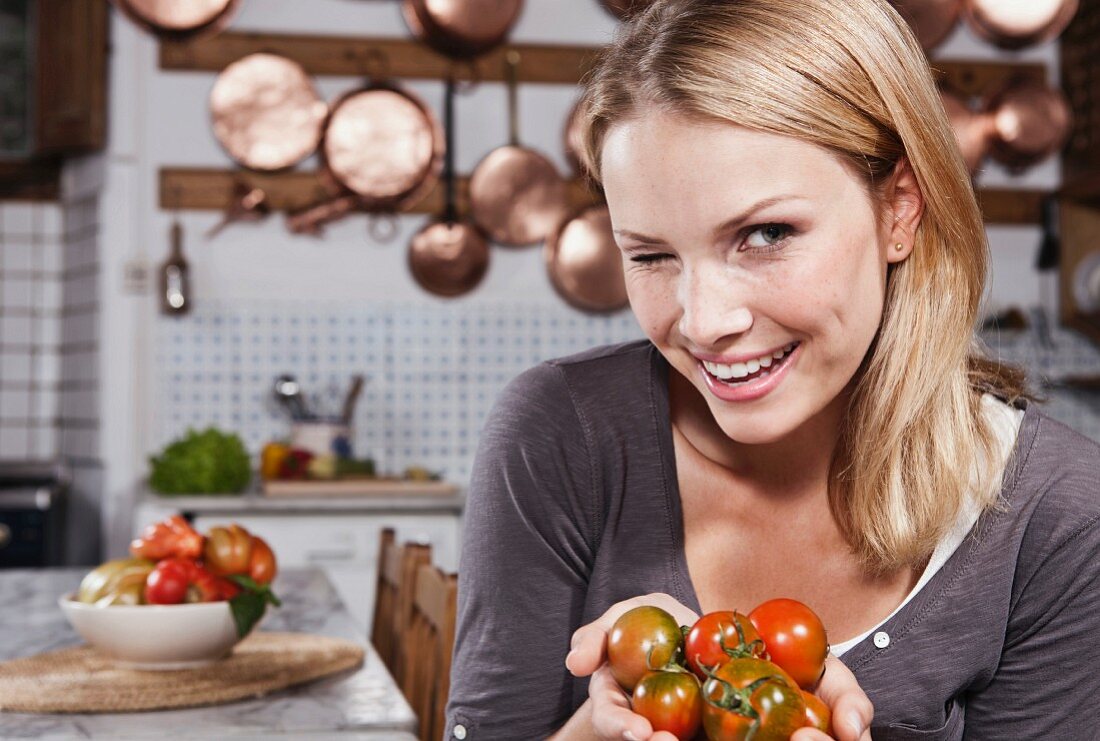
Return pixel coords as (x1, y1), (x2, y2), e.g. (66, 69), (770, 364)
(545, 205), (628, 313)
(963, 0), (1078, 49)
(322, 86), (443, 208)
(890, 0), (961, 51)
(987, 79), (1072, 170)
(210, 53), (328, 172)
(114, 0), (239, 37)
(402, 0), (524, 59)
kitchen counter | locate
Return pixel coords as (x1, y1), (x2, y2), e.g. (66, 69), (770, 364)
(0, 567), (417, 739)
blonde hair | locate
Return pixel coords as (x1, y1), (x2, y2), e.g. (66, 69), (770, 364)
(578, 0), (1029, 573)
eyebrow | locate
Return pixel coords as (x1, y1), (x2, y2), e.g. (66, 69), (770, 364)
(613, 194), (810, 245)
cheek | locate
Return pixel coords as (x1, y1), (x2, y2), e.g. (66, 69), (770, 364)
(624, 270), (678, 335)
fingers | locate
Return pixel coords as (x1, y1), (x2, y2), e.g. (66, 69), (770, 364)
(589, 663), (652, 741)
(566, 593), (700, 678)
(815, 656), (874, 741)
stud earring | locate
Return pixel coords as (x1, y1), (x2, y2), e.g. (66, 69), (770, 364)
(895, 242), (905, 252)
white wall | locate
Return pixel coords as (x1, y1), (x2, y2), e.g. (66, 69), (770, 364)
(95, 1), (1067, 556)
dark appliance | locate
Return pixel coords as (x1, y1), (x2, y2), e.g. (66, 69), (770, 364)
(0, 461), (69, 568)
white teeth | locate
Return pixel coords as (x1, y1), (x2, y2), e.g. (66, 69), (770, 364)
(703, 342), (798, 380)
(745, 359), (761, 373)
(715, 363), (733, 380)
(772, 349), (785, 359)
(759, 356), (773, 368)
(730, 363), (749, 379)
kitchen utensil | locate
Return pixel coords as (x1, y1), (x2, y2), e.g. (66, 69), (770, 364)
(985, 77), (1072, 171)
(290, 420), (351, 458)
(963, 0), (1078, 50)
(889, 0), (961, 51)
(599, 0), (655, 20)
(469, 51), (569, 246)
(209, 53), (328, 173)
(544, 204), (629, 313)
(159, 214), (190, 315)
(341, 374), (366, 425)
(939, 87), (994, 175)
(401, 0), (523, 60)
(205, 180), (270, 239)
(286, 71), (444, 237)
(112, 0), (241, 40)
(273, 374), (310, 420)
(409, 76), (490, 297)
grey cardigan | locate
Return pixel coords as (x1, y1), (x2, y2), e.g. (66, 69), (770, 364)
(446, 340), (1100, 740)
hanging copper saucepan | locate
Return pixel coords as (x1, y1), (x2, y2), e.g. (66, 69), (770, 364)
(545, 204), (628, 314)
(939, 87), (994, 175)
(985, 77), (1073, 172)
(562, 96), (587, 178)
(469, 51), (569, 247)
(402, 0), (524, 60)
(963, 0), (1078, 50)
(889, 0), (962, 52)
(111, 0), (242, 39)
(599, 0), (656, 20)
(287, 73), (444, 238)
(409, 77), (490, 298)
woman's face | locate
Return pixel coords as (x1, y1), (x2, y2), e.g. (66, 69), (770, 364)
(601, 112), (910, 446)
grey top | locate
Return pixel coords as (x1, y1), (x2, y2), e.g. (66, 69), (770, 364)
(446, 340), (1100, 741)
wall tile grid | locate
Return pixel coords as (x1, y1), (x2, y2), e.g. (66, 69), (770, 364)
(153, 301), (646, 485)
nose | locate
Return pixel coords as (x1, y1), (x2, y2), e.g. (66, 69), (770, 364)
(677, 264), (753, 346)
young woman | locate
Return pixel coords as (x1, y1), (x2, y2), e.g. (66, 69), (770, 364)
(446, 1), (1100, 739)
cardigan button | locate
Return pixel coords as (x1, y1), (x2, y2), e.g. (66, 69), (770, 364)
(873, 631), (890, 649)
(453, 724), (467, 739)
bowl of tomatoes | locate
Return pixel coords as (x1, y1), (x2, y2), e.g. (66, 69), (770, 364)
(59, 515), (281, 670)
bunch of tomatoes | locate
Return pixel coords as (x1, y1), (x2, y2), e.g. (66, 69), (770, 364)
(608, 598), (831, 740)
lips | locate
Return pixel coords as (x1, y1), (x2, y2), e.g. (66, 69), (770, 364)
(697, 342), (801, 403)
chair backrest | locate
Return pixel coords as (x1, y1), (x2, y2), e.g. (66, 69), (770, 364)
(370, 528), (431, 685)
(401, 563), (458, 741)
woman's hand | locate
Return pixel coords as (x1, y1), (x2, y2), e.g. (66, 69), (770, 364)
(565, 593), (700, 740)
(565, 594), (873, 741)
(792, 656), (873, 741)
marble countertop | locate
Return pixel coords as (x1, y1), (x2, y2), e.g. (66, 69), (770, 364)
(0, 567), (417, 740)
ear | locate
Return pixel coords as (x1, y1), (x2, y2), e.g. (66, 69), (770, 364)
(882, 157), (923, 264)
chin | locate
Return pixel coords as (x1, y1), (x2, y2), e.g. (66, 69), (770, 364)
(709, 404), (804, 445)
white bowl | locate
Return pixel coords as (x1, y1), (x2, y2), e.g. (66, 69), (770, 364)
(59, 592), (251, 670)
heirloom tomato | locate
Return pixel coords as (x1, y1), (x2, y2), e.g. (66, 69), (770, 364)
(203, 523), (254, 576)
(685, 610), (767, 678)
(748, 598), (829, 689)
(702, 657), (807, 741)
(607, 605), (684, 691)
(632, 670), (703, 740)
(248, 535), (278, 585)
(800, 689), (831, 733)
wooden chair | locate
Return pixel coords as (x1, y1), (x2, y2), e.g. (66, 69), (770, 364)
(401, 563), (458, 741)
(370, 528), (431, 685)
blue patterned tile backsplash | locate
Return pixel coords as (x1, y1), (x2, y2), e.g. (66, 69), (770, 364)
(154, 301), (1100, 487)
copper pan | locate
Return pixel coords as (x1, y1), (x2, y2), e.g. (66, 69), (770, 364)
(562, 96), (586, 177)
(939, 87), (994, 175)
(402, 0), (523, 60)
(409, 78), (489, 297)
(469, 51), (568, 247)
(210, 53), (328, 172)
(599, 0), (656, 20)
(890, 0), (961, 52)
(963, 0), (1078, 50)
(287, 77), (444, 237)
(985, 78), (1072, 171)
(545, 204), (628, 313)
(111, 0), (241, 39)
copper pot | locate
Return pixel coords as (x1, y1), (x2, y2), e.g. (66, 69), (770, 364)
(599, 0), (655, 20)
(963, 0), (1078, 50)
(209, 53), (328, 172)
(939, 88), (994, 175)
(562, 96), (586, 177)
(402, 0), (523, 60)
(545, 204), (628, 313)
(287, 79), (444, 236)
(409, 77), (490, 297)
(469, 51), (568, 247)
(890, 0), (962, 51)
(112, 0), (241, 39)
(985, 78), (1073, 171)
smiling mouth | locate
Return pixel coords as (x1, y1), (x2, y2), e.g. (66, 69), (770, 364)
(700, 342), (800, 386)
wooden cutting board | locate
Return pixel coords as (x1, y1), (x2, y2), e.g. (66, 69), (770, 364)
(261, 478), (458, 497)
(0, 631), (364, 713)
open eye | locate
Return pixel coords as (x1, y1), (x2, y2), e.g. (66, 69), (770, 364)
(742, 223), (794, 252)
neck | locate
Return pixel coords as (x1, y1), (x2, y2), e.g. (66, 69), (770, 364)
(669, 368), (850, 498)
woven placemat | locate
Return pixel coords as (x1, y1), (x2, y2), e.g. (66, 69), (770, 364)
(0, 632), (365, 713)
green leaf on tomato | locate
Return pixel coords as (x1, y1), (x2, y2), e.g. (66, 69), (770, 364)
(226, 574), (282, 638)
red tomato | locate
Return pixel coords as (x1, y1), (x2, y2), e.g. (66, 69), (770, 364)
(607, 606), (684, 692)
(144, 558), (191, 604)
(248, 536), (277, 585)
(801, 690), (831, 733)
(203, 524), (254, 576)
(632, 670), (703, 740)
(702, 658), (807, 741)
(685, 610), (767, 678)
(748, 599), (829, 690)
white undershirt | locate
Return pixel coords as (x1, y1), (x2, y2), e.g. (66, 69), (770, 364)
(830, 395), (1024, 657)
